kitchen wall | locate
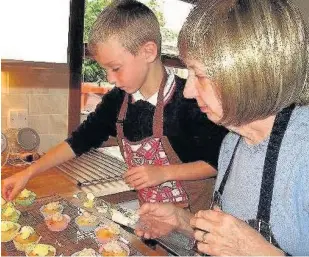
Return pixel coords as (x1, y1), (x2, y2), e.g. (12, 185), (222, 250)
(1, 62), (70, 153)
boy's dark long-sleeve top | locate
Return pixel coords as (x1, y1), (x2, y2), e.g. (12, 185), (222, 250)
(66, 76), (228, 170)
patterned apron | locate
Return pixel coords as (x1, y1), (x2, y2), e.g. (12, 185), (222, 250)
(116, 72), (189, 207)
(211, 105), (295, 254)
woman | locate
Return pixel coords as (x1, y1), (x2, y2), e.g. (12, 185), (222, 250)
(136, 0), (309, 255)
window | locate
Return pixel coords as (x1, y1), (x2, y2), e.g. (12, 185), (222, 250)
(2, 0), (70, 63)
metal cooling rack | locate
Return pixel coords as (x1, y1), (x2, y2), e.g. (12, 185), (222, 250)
(1, 195), (143, 256)
(57, 149), (127, 187)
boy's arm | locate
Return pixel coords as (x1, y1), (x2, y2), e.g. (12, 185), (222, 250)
(66, 87), (123, 156)
(24, 141), (76, 179)
(124, 161), (216, 189)
(1, 141), (76, 201)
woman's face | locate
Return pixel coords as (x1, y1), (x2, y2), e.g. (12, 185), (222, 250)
(184, 59), (223, 124)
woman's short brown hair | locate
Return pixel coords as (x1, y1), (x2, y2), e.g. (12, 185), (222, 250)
(179, 0), (309, 126)
(88, 0), (161, 57)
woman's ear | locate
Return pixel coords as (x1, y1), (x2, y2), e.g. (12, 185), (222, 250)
(141, 41), (158, 63)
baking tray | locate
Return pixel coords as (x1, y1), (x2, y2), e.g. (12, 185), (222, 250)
(1, 195), (143, 256)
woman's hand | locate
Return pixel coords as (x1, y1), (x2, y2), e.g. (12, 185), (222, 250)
(190, 207), (284, 256)
(123, 165), (168, 190)
(1, 169), (32, 201)
(135, 203), (180, 239)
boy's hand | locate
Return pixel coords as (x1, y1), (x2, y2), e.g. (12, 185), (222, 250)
(135, 202), (180, 239)
(123, 165), (168, 189)
(2, 169), (32, 201)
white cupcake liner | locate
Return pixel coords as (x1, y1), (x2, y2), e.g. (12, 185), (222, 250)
(1, 222), (21, 243)
(74, 216), (100, 232)
(39, 204), (64, 218)
(15, 195), (36, 206)
(25, 243), (56, 257)
(1, 209), (21, 223)
(45, 214), (71, 232)
(94, 226), (120, 244)
(13, 235), (41, 252)
(99, 241), (130, 256)
(71, 248), (99, 256)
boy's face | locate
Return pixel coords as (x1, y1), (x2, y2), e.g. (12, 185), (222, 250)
(93, 38), (149, 94)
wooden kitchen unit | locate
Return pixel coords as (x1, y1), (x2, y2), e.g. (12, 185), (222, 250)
(1, 165), (166, 256)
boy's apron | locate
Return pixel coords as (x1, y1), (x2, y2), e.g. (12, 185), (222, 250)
(116, 72), (188, 207)
(116, 71), (213, 211)
(211, 104), (295, 254)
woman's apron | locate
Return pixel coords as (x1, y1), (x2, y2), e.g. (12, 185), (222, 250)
(116, 72), (189, 207)
(211, 105), (295, 254)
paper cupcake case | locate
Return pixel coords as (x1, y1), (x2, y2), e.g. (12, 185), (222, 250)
(45, 214), (71, 232)
(1, 222), (21, 243)
(71, 248), (99, 256)
(13, 235), (41, 252)
(39, 204), (64, 218)
(25, 243), (56, 257)
(74, 216), (100, 232)
(15, 194), (36, 207)
(94, 225), (120, 244)
(99, 241), (130, 256)
(2, 209), (21, 223)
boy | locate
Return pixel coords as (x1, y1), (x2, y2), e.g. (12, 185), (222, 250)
(2, 0), (227, 213)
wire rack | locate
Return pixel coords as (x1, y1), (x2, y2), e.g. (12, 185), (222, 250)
(1, 195), (143, 256)
(57, 149), (127, 187)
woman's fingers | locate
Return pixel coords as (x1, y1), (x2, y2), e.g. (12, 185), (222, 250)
(194, 229), (209, 242)
(190, 216), (214, 233)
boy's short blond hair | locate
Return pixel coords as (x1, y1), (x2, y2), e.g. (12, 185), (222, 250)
(179, 0), (309, 126)
(88, 0), (161, 57)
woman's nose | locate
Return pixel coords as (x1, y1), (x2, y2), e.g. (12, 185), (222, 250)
(183, 76), (198, 99)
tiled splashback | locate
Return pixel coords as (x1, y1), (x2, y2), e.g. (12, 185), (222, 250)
(1, 62), (70, 153)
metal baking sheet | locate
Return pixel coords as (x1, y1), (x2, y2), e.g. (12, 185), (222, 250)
(1, 195), (143, 256)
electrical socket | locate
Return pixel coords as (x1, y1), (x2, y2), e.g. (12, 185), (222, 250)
(8, 109), (28, 128)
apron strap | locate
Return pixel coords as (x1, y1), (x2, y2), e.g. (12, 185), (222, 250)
(116, 93), (130, 155)
(218, 137), (241, 195)
(153, 70), (168, 138)
(217, 104), (295, 224)
(257, 104), (295, 222)
(116, 70), (168, 140)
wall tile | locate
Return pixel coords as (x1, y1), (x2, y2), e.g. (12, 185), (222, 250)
(48, 115), (68, 134)
(38, 134), (54, 153)
(28, 115), (49, 134)
(2, 63), (70, 153)
(38, 134), (67, 153)
(1, 94), (29, 116)
(29, 95), (68, 115)
(1, 116), (8, 131)
(48, 88), (69, 95)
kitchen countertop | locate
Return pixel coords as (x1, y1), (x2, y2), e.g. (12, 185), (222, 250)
(1, 165), (167, 256)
